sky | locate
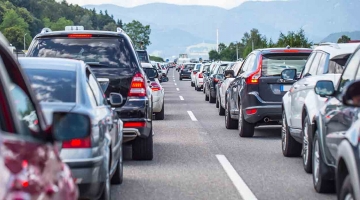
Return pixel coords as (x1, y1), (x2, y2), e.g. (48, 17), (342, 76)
(65, 0), (282, 9)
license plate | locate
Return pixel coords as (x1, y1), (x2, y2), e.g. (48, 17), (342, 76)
(280, 85), (292, 91)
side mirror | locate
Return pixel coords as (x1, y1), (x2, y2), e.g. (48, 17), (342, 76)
(281, 68), (297, 80)
(314, 80), (335, 98)
(224, 69), (235, 78)
(342, 80), (360, 107)
(109, 93), (123, 107)
(52, 112), (91, 141)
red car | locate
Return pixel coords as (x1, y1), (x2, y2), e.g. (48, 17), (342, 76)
(0, 34), (91, 199)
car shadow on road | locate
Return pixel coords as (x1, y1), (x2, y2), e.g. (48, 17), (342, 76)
(252, 126), (281, 139)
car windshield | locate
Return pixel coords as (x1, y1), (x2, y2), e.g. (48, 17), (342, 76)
(23, 69), (76, 103)
(184, 64), (194, 69)
(28, 37), (137, 68)
(137, 51), (150, 63)
(261, 53), (310, 76)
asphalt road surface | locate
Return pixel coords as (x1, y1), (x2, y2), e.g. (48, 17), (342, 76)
(111, 68), (336, 200)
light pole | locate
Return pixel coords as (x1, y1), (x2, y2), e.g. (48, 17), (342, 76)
(236, 41), (239, 60)
(23, 33), (27, 51)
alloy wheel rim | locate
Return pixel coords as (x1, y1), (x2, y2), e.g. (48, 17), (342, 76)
(345, 193), (354, 200)
(313, 139), (320, 184)
(238, 106), (242, 132)
(282, 114), (287, 151)
(303, 122), (309, 165)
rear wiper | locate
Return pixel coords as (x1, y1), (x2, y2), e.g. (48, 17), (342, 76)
(86, 62), (110, 68)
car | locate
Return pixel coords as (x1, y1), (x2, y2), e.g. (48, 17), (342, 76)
(310, 46), (360, 194)
(179, 63), (195, 80)
(217, 61), (243, 115)
(204, 62), (232, 103)
(203, 62), (219, 96)
(215, 62), (235, 107)
(19, 57), (124, 199)
(225, 47), (312, 138)
(195, 63), (211, 92)
(281, 43), (358, 173)
(191, 63), (202, 87)
(0, 32), (91, 200)
(141, 63), (165, 120)
(26, 26), (154, 160)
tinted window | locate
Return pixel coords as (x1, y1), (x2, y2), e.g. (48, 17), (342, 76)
(338, 50), (360, 93)
(143, 68), (157, 80)
(327, 55), (350, 74)
(261, 53), (309, 76)
(24, 69), (76, 103)
(87, 71), (105, 105)
(241, 54), (256, 73)
(137, 51), (149, 63)
(29, 37), (137, 69)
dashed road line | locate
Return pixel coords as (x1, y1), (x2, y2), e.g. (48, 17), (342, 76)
(179, 96), (184, 100)
(216, 155), (258, 200)
(174, 83), (177, 86)
(176, 88), (179, 91)
(187, 111), (197, 121)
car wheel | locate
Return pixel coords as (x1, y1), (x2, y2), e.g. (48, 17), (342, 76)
(205, 91), (209, 101)
(100, 150), (111, 200)
(238, 104), (255, 137)
(282, 111), (302, 157)
(194, 85), (197, 90)
(225, 100), (238, 129)
(179, 77), (182, 81)
(132, 127), (153, 160)
(312, 133), (335, 193)
(209, 93), (216, 103)
(203, 85), (206, 93)
(155, 103), (165, 120)
(197, 86), (201, 91)
(215, 94), (219, 108)
(218, 98), (225, 116)
(191, 82), (195, 87)
(339, 175), (354, 200)
(303, 115), (313, 173)
(111, 145), (123, 184)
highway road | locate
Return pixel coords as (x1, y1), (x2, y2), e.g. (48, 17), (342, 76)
(111, 68), (336, 200)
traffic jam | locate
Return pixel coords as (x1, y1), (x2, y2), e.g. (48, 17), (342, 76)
(0, 25), (359, 200)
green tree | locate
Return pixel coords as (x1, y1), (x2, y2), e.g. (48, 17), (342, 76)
(150, 55), (164, 62)
(208, 50), (220, 60)
(337, 35), (351, 43)
(0, 9), (28, 30)
(218, 43), (227, 52)
(241, 29), (268, 57)
(116, 19), (123, 28)
(103, 22), (117, 31)
(123, 20), (151, 50)
(50, 17), (73, 31)
(79, 14), (93, 30)
(277, 28), (312, 48)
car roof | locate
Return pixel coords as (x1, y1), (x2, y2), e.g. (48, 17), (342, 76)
(141, 63), (154, 68)
(34, 30), (132, 42)
(18, 57), (83, 71)
(312, 43), (360, 59)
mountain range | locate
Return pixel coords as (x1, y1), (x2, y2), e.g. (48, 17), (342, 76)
(84, 0), (360, 59)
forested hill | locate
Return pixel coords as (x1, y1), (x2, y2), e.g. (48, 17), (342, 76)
(0, 0), (122, 50)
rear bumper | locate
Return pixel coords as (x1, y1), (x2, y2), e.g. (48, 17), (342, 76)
(180, 73), (191, 78)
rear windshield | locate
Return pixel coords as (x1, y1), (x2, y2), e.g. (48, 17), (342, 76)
(195, 64), (202, 70)
(137, 51), (150, 63)
(24, 69), (76, 103)
(184, 64), (195, 69)
(262, 53), (310, 76)
(28, 37), (138, 68)
(143, 68), (156, 80)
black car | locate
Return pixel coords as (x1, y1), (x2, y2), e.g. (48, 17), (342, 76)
(179, 63), (195, 80)
(26, 27), (154, 160)
(224, 48), (312, 137)
(311, 47), (360, 196)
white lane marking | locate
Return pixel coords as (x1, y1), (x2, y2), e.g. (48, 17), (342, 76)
(173, 80), (175, 82)
(187, 111), (197, 121)
(176, 88), (179, 91)
(216, 155), (258, 200)
(179, 96), (184, 100)
(174, 83), (177, 86)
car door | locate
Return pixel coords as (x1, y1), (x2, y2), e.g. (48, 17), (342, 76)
(325, 49), (360, 162)
(289, 52), (319, 128)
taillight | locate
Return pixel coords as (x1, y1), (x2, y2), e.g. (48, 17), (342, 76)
(68, 34), (92, 38)
(245, 55), (262, 84)
(151, 82), (161, 91)
(246, 109), (257, 115)
(193, 71), (197, 74)
(214, 78), (219, 83)
(62, 137), (91, 148)
(124, 122), (146, 128)
(128, 72), (147, 97)
(199, 73), (203, 78)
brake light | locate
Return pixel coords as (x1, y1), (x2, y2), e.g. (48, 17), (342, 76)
(62, 137), (91, 148)
(214, 78), (219, 83)
(151, 82), (161, 91)
(193, 71), (197, 74)
(199, 73), (203, 78)
(68, 34), (92, 38)
(246, 56), (262, 84)
(246, 109), (257, 115)
(128, 72), (147, 97)
(124, 122), (146, 128)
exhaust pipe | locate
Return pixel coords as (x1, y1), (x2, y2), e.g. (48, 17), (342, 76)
(264, 117), (270, 123)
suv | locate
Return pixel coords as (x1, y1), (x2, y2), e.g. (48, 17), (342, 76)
(26, 27), (154, 160)
(225, 48), (312, 137)
(281, 43), (358, 173)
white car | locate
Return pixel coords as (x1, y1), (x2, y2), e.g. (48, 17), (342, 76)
(281, 42), (360, 173)
(194, 63), (211, 91)
(217, 61), (243, 115)
(141, 63), (165, 120)
(191, 63), (202, 87)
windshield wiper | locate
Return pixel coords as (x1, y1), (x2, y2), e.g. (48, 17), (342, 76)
(86, 62), (110, 68)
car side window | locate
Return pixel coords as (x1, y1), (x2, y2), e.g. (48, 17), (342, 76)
(307, 53), (322, 76)
(242, 54), (255, 73)
(86, 69), (105, 106)
(301, 52), (316, 78)
(338, 49), (360, 93)
(86, 82), (97, 107)
(316, 53), (329, 75)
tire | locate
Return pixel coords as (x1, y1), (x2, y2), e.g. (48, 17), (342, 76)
(302, 115), (313, 173)
(339, 175), (354, 200)
(194, 85), (197, 90)
(215, 94), (219, 108)
(155, 103), (165, 120)
(209, 93), (216, 103)
(179, 77), (182, 81)
(203, 85), (206, 93)
(218, 98), (225, 116)
(100, 150), (111, 200)
(282, 111), (302, 157)
(197, 86), (201, 91)
(205, 92), (209, 101)
(191, 82), (195, 87)
(312, 133), (335, 193)
(132, 129), (153, 160)
(111, 146), (123, 184)
(225, 100), (238, 129)
(238, 104), (255, 137)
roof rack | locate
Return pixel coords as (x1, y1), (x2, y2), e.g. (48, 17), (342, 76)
(318, 42), (340, 49)
(41, 28), (52, 34)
